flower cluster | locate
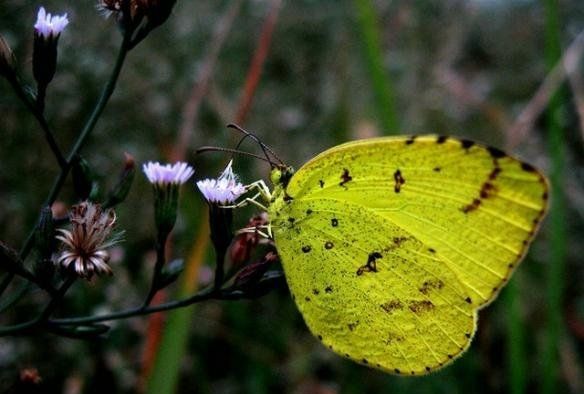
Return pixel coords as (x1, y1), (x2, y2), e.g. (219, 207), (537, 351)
(197, 161), (246, 205)
(56, 202), (118, 280)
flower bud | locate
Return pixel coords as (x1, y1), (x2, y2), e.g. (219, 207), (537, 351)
(103, 152), (136, 208)
(233, 252), (278, 291)
(34, 206), (56, 282)
(228, 214), (269, 269)
(141, 0), (177, 29)
(72, 156), (97, 201)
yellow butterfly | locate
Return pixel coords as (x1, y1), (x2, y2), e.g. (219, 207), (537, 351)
(258, 135), (548, 375)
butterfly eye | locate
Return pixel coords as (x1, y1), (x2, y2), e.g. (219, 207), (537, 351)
(269, 169), (283, 185)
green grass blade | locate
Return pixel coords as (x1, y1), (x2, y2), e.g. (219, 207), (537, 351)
(146, 218), (210, 394)
(505, 275), (527, 394)
(352, 0), (399, 134)
(541, 0), (567, 392)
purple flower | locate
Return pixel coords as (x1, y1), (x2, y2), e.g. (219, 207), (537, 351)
(142, 161), (194, 186)
(34, 7), (69, 39)
(197, 161), (246, 205)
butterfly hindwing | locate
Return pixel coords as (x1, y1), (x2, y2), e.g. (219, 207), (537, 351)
(273, 198), (476, 374)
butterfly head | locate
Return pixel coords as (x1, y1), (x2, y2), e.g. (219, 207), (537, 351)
(270, 166), (295, 188)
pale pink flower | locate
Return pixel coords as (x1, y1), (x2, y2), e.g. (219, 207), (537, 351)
(34, 7), (69, 39)
(142, 161), (194, 186)
(197, 161), (246, 205)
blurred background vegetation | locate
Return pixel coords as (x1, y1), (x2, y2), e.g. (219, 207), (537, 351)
(1, 0), (583, 393)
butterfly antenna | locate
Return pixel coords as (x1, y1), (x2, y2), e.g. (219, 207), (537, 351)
(196, 146), (272, 163)
(227, 124), (285, 166)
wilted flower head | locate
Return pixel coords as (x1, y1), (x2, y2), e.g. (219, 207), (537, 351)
(98, 0), (177, 33)
(56, 202), (118, 280)
(34, 7), (69, 39)
(143, 161), (194, 186)
(197, 161), (246, 205)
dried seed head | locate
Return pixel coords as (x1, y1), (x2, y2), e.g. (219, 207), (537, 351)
(56, 201), (118, 280)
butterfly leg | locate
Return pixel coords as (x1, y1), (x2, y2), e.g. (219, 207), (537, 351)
(223, 180), (273, 210)
(244, 180), (273, 202)
(237, 224), (272, 239)
(223, 193), (269, 211)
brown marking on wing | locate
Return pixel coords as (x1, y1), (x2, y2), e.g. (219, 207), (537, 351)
(419, 279), (445, 295)
(380, 300), (404, 314)
(408, 300), (435, 314)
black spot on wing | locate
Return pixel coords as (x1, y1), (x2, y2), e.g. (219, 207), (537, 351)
(357, 252), (382, 275)
(487, 146), (506, 159)
(301, 245), (311, 253)
(405, 135), (417, 145)
(339, 169), (352, 187)
(393, 169), (406, 193)
(463, 162), (502, 213)
(461, 139), (475, 150)
(324, 241), (334, 249)
(521, 162), (536, 172)
(331, 218), (338, 227)
(437, 135), (448, 144)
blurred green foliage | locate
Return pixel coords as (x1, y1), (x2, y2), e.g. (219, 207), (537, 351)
(1, 0), (583, 393)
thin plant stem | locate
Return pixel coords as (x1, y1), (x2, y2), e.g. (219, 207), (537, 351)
(143, 232), (169, 307)
(0, 277), (76, 335)
(0, 33), (131, 304)
(541, 0), (567, 392)
(48, 287), (217, 327)
(6, 74), (66, 168)
(37, 276), (76, 321)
